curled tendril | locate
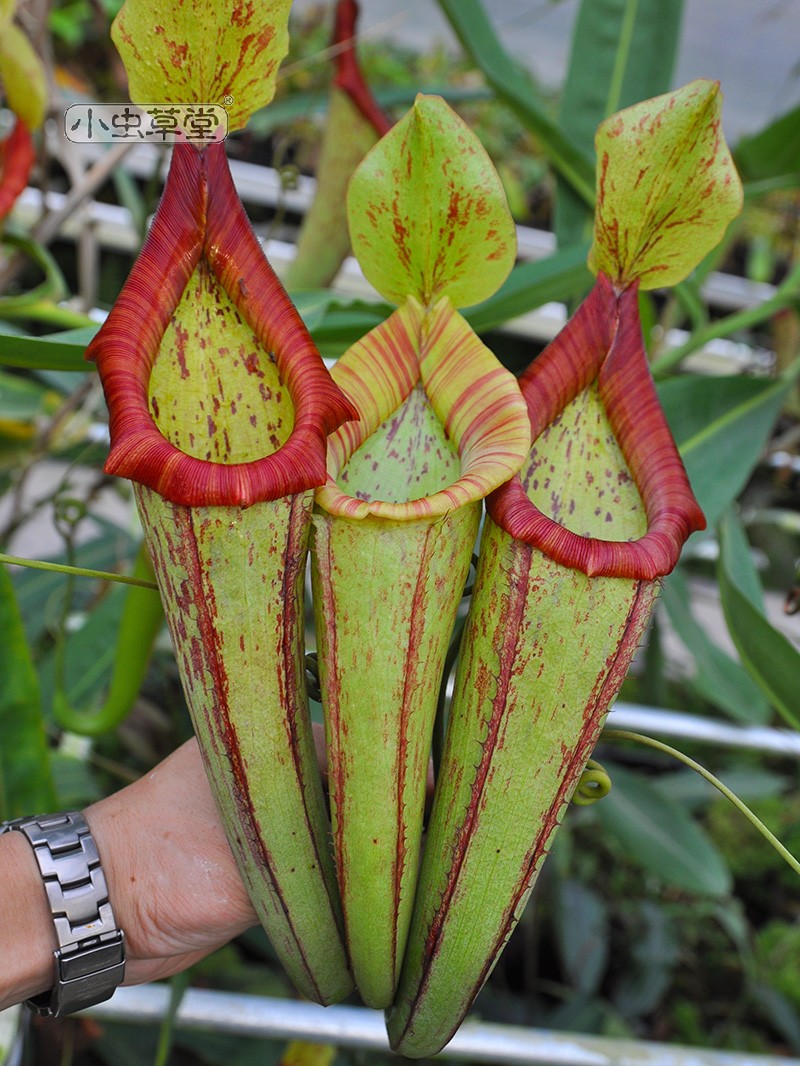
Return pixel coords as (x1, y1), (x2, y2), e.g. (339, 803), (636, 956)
(54, 496), (88, 537)
(604, 728), (800, 879)
(572, 759), (612, 806)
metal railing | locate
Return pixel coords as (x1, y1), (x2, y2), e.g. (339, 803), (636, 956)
(87, 985), (800, 1066)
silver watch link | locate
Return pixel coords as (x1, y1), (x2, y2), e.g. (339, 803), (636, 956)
(1, 811), (126, 1017)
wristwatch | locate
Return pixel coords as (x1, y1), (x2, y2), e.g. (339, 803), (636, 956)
(1, 811), (126, 1017)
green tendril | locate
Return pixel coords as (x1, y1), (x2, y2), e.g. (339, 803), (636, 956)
(604, 728), (800, 878)
(0, 553), (158, 590)
(572, 759), (613, 806)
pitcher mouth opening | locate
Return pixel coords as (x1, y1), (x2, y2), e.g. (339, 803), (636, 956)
(88, 141), (357, 509)
(488, 273), (705, 580)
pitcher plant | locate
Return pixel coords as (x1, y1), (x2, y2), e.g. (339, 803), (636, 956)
(310, 93), (530, 1008)
(388, 79), (743, 1057)
(89, 0), (357, 1004)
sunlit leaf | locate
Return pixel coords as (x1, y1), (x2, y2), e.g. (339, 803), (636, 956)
(436, 0), (595, 207)
(348, 94), (516, 308)
(589, 80), (743, 289)
(0, 368), (58, 422)
(465, 243), (592, 335)
(285, 88), (381, 292)
(555, 0), (684, 250)
(111, 0), (291, 131)
(279, 1041), (336, 1066)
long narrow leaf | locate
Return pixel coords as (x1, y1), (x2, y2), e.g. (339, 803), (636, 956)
(247, 85), (491, 138)
(0, 565), (56, 818)
(735, 103), (800, 185)
(465, 243), (592, 335)
(555, 0), (684, 248)
(661, 568), (770, 725)
(594, 763), (732, 896)
(717, 509), (800, 730)
(658, 373), (794, 528)
(0, 325), (96, 371)
(436, 0), (595, 206)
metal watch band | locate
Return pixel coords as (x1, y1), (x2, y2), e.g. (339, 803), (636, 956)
(1, 811), (125, 1017)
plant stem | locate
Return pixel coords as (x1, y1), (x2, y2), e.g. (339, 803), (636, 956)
(603, 728), (800, 877)
(652, 258), (800, 377)
(0, 552), (159, 589)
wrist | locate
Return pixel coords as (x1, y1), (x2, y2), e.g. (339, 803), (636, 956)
(0, 831), (57, 1010)
(1, 812), (126, 1017)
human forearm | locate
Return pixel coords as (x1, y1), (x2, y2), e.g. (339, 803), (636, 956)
(0, 738), (257, 1013)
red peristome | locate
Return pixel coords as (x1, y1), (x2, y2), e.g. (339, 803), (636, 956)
(488, 273), (705, 578)
(0, 120), (35, 221)
(331, 0), (392, 137)
(87, 141), (357, 507)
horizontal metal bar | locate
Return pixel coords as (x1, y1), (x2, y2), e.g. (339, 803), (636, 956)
(607, 703), (800, 759)
(48, 139), (785, 313)
(87, 986), (798, 1066)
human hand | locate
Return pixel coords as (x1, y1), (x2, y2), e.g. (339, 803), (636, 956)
(85, 738), (258, 986)
(0, 738), (258, 1011)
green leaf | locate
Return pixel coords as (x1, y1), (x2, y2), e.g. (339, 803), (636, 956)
(589, 80), (743, 289)
(719, 504), (764, 609)
(660, 567), (770, 724)
(555, 0), (685, 250)
(347, 94), (516, 308)
(296, 293), (392, 360)
(594, 763), (732, 896)
(751, 985), (800, 1054)
(717, 509), (800, 731)
(0, 565), (56, 819)
(652, 766), (787, 807)
(464, 243), (593, 335)
(658, 373), (792, 528)
(247, 84), (490, 138)
(0, 22), (47, 129)
(111, 0), (291, 131)
(436, 0), (596, 207)
(10, 523), (137, 660)
(735, 104), (800, 186)
(0, 325), (96, 371)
